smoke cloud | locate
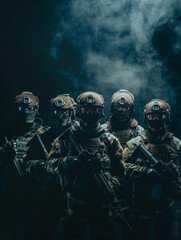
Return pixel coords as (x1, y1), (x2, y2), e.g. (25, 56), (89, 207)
(50, 0), (181, 125)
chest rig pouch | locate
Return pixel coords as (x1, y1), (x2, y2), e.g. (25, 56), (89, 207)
(112, 129), (133, 147)
(143, 137), (179, 165)
(70, 134), (113, 204)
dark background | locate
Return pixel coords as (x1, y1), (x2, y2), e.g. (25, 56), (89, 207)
(0, 1), (181, 239)
(0, 0), (181, 135)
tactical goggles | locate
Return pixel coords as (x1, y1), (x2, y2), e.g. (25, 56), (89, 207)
(146, 114), (167, 121)
(18, 105), (38, 112)
(114, 106), (130, 112)
(80, 106), (103, 115)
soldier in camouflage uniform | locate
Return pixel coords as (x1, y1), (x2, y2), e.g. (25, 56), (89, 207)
(0, 91), (60, 240)
(101, 90), (144, 235)
(122, 99), (181, 240)
(102, 90), (144, 148)
(44, 91), (125, 240)
(41, 94), (79, 153)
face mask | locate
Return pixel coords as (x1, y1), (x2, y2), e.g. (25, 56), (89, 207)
(15, 110), (36, 123)
(79, 106), (103, 125)
(53, 109), (72, 127)
(148, 120), (166, 130)
(54, 115), (70, 127)
(82, 115), (99, 125)
(113, 111), (131, 123)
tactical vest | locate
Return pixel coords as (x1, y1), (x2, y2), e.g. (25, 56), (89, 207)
(102, 119), (144, 148)
(67, 131), (115, 206)
(141, 131), (180, 167)
(8, 124), (50, 176)
(111, 128), (133, 147)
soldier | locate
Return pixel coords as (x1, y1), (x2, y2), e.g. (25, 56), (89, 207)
(41, 94), (78, 153)
(43, 91), (125, 240)
(102, 90), (144, 148)
(101, 90), (144, 230)
(122, 99), (181, 240)
(0, 91), (59, 240)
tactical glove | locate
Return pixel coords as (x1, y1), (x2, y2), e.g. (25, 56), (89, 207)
(145, 167), (161, 180)
(29, 160), (45, 174)
(78, 150), (104, 170)
(1, 140), (16, 157)
(154, 160), (181, 190)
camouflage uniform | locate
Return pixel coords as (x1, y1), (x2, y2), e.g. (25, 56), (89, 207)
(45, 92), (125, 240)
(0, 92), (61, 240)
(102, 90), (144, 238)
(41, 93), (79, 153)
(102, 118), (144, 148)
(122, 99), (181, 240)
(102, 90), (144, 149)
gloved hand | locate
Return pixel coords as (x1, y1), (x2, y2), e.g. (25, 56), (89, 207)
(154, 160), (181, 189)
(66, 156), (81, 169)
(1, 140), (16, 158)
(103, 137), (122, 157)
(90, 150), (104, 170)
(145, 167), (160, 180)
(29, 160), (45, 175)
(78, 150), (91, 163)
(78, 150), (104, 170)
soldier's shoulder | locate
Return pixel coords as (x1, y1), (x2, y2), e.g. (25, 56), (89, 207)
(171, 134), (181, 152)
(101, 131), (117, 140)
(34, 117), (51, 135)
(36, 125), (51, 135)
(130, 119), (145, 136)
(130, 118), (138, 128)
(71, 120), (80, 130)
(139, 129), (148, 140)
(101, 122), (109, 132)
(137, 124), (145, 131)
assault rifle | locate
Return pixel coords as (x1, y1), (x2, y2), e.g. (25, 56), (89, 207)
(126, 136), (180, 199)
(58, 127), (132, 230)
(126, 136), (158, 165)
(4, 135), (25, 177)
(4, 133), (49, 177)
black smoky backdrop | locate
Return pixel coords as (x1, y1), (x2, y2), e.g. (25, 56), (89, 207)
(0, 0), (181, 137)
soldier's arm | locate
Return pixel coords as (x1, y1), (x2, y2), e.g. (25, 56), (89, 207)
(122, 146), (147, 178)
(173, 136), (181, 166)
(45, 136), (80, 177)
(103, 133), (125, 175)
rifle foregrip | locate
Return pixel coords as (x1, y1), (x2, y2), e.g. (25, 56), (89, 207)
(137, 145), (158, 165)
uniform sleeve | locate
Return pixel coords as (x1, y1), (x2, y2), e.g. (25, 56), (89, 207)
(45, 157), (67, 175)
(25, 136), (69, 175)
(45, 136), (71, 175)
(122, 146), (147, 178)
(173, 136), (181, 159)
(124, 162), (147, 178)
(48, 137), (68, 159)
(104, 133), (124, 171)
